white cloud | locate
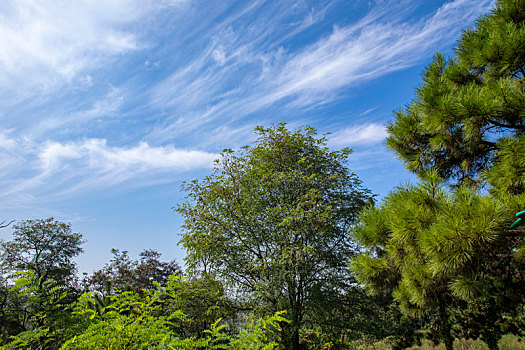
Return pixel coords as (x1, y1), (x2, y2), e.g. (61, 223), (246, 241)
(0, 136), (217, 206)
(40, 142), (83, 171)
(212, 46), (227, 66)
(0, 0), (186, 98)
(39, 139), (217, 176)
(0, 132), (17, 150)
(330, 123), (388, 146)
(265, 0), (492, 106)
(148, 0), (494, 139)
(29, 87), (125, 138)
(0, 0), (495, 208)
(348, 148), (398, 171)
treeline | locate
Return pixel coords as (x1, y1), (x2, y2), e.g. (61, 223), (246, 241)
(1, 0), (525, 349)
(0, 219), (285, 348)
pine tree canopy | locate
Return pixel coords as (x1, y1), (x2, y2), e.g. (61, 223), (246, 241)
(351, 172), (525, 349)
(387, 0), (525, 186)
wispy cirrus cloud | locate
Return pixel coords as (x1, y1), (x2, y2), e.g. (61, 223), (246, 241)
(147, 0), (494, 142)
(27, 87), (126, 139)
(329, 123), (387, 146)
(0, 0), (494, 208)
(0, 0), (187, 100)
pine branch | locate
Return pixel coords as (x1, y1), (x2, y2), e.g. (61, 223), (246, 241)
(488, 119), (525, 131)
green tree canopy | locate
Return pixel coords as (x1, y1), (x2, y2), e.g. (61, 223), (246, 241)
(0, 218), (84, 347)
(176, 123), (372, 350)
(0, 218), (84, 284)
(82, 248), (182, 295)
(351, 172), (525, 350)
(387, 0), (525, 185)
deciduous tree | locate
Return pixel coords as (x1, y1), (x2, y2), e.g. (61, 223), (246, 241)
(83, 249), (182, 295)
(0, 218), (84, 284)
(0, 218), (84, 348)
(177, 123), (372, 350)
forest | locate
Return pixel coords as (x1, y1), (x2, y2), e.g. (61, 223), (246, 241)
(1, 0), (525, 349)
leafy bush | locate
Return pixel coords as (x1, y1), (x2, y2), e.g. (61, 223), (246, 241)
(2, 271), (79, 349)
(61, 275), (288, 349)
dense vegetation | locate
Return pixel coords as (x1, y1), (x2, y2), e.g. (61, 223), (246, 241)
(1, 0), (525, 348)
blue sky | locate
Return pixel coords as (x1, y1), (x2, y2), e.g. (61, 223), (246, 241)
(0, 0), (494, 273)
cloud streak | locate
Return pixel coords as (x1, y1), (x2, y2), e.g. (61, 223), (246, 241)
(0, 137), (217, 208)
(329, 123), (387, 146)
(0, 0), (494, 208)
(0, 0), (186, 101)
(148, 0), (494, 141)
(40, 139), (217, 173)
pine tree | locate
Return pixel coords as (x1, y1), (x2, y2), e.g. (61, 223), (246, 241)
(351, 172), (524, 350)
(387, 0), (525, 185)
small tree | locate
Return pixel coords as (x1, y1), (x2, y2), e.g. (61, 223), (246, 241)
(83, 249), (182, 295)
(0, 218), (84, 346)
(177, 123), (372, 350)
(0, 218), (84, 284)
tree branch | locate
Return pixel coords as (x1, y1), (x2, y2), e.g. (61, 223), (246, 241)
(489, 119), (525, 131)
(0, 220), (14, 229)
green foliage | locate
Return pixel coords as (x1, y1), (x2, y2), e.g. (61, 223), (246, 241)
(0, 218), (84, 284)
(387, 0), (525, 185)
(305, 278), (423, 349)
(82, 248), (182, 295)
(203, 312), (287, 350)
(3, 271), (78, 350)
(177, 123), (372, 349)
(61, 279), (186, 349)
(485, 137), (525, 195)
(383, 3), (525, 348)
(0, 278), (25, 344)
(164, 273), (234, 339)
(0, 218), (84, 348)
(352, 172), (525, 349)
(62, 275), (287, 349)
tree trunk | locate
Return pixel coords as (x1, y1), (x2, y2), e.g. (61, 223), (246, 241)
(281, 321), (301, 350)
(292, 327), (300, 350)
(482, 299), (500, 350)
(438, 298), (453, 350)
(287, 274), (302, 350)
(290, 305), (301, 350)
